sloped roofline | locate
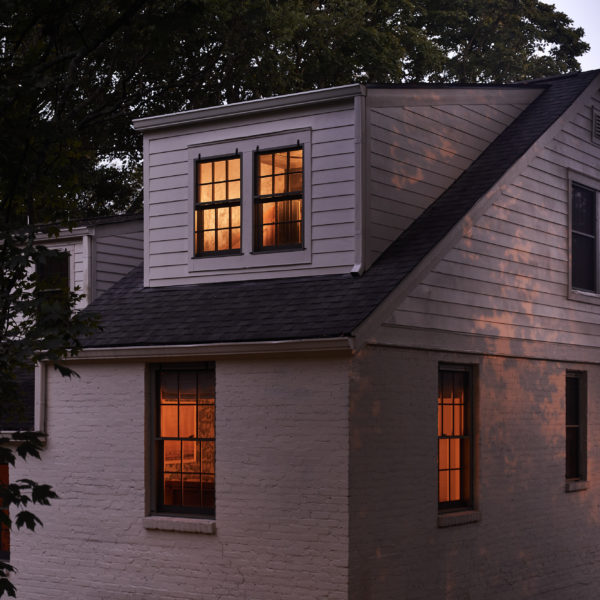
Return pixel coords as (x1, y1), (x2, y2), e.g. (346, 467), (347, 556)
(80, 70), (600, 350)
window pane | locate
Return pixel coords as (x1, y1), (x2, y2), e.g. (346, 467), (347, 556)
(203, 231), (215, 252)
(160, 372), (178, 403)
(182, 441), (201, 472)
(566, 427), (580, 478)
(217, 229), (229, 251)
(450, 469), (461, 501)
(262, 202), (276, 225)
(228, 158), (240, 180)
(161, 405), (178, 437)
(288, 172), (303, 193)
(443, 405), (453, 436)
(201, 474), (215, 508)
(273, 152), (287, 174)
(566, 377), (579, 426)
(214, 182), (226, 202)
(439, 470), (449, 503)
(198, 405), (215, 438)
(572, 233), (596, 291)
(179, 371), (196, 403)
(217, 207), (230, 228)
(572, 185), (595, 234)
(231, 206), (240, 227)
(259, 154), (272, 176)
(231, 228), (241, 249)
(182, 474), (202, 507)
(263, 224), (276, 247)
(199, 162), (212, 184)
(203, 208), (215, 230)
(200, 184), (213, 203)
(228, 180), (240, 199)
(438, 438), (449, 470)
(274, 174), (286, 194)
(289, 150), (302, 170)
(449, 438), (461, 469)
(163, 440), (180, 472)
(197, 372), (215, 402)
(201, 441), (215, 474)
(260, 176), (273, 196)
(164, 472), (181, 505)
(179, 405), (196, 439)
(214, 160), (226, 182)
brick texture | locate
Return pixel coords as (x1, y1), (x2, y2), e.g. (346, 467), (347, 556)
(11, 355), (350, 599)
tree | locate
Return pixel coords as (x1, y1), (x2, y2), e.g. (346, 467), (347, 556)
(0, 0), (589, 595)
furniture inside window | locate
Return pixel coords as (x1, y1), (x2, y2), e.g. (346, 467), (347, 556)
(254, 147), (303, 251)
(153, 364), (215, 517)
(438, 367), (472, 510)
(195, 156), (241, 255)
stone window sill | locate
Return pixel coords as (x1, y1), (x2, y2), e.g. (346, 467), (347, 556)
(438, 510), (480, 528)
(565, 480), (588, 493)
(143, 516), (216, 535)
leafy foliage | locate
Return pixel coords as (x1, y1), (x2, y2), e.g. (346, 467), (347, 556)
(0, 0), (590, 595)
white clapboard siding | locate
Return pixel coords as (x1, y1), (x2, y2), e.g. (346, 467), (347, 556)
(379, 84), (600, 356)
(145, 101), (358, 285)
(94, 219), (143, 297)
(364, 95), (535, 268)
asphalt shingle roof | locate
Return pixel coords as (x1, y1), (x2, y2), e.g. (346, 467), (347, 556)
(83, 70), (599, 349)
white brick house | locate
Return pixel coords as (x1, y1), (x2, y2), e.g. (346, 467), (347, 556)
(8, 70), (600, 599)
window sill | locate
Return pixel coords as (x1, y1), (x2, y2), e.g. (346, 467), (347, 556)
(565, 479), (588, 493)
(143, 516), (216, 535)
(438, 510), (480, 528)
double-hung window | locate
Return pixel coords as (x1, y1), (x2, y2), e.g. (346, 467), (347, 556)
(152, 364), (215, 517)
(254, 147), (303, 251)
(189, 130), (311, 272)
(571, 182), (597, 293)
(195, 156), (241, 255)
(438, 366), (473, 510)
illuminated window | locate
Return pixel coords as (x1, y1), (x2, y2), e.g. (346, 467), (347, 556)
(571, 182), (597, 292)
(153, 365), (215, 517)
(566, 372), (586, 481)
(0, 464), (9, 559)
(195, 156), (241, 255)
(254, 147), (303, 251)
(438, 367), (472, 510)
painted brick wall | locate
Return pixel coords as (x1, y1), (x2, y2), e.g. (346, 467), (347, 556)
(11, 354), (350, 599)
(350, 345), (600, 600)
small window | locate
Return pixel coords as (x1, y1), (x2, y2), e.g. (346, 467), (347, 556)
(254, 147), (303, 251)
(36, 250), (70, 294)
(0, 464), (9, 560)
(195, 156), (241, 256)
(152, 364), (215, 517)
(438, 367), (472, 510)
(566, 372), (586, 481)
(571, 183), (597, 292)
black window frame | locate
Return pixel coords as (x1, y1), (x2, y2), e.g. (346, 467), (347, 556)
(150, 363), (216, 518)
(438, 365), (474, 512)
(253, 144), (304, 252)
(194, 153), (242, 257)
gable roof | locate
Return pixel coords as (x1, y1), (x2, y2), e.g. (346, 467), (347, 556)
(82, 70), (600, 349)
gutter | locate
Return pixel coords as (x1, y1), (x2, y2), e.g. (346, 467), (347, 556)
(68, 336), (355, 361)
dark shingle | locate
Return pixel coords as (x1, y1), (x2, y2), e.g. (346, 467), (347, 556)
(82, 71), (599, 349)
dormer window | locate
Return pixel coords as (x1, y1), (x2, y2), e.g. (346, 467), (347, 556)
(194, 156), (241, 256)
(254, 147), (303, 251)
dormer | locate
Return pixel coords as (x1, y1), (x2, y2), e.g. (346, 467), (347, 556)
(134, 83), (543, 286)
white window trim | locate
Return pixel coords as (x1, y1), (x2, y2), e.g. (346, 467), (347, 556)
(186, 128), (312, 274)
(567, 169), (600, 305)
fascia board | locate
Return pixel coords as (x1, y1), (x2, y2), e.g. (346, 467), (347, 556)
(133, 84), (364, 132)
(352, 72), (600, 349)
